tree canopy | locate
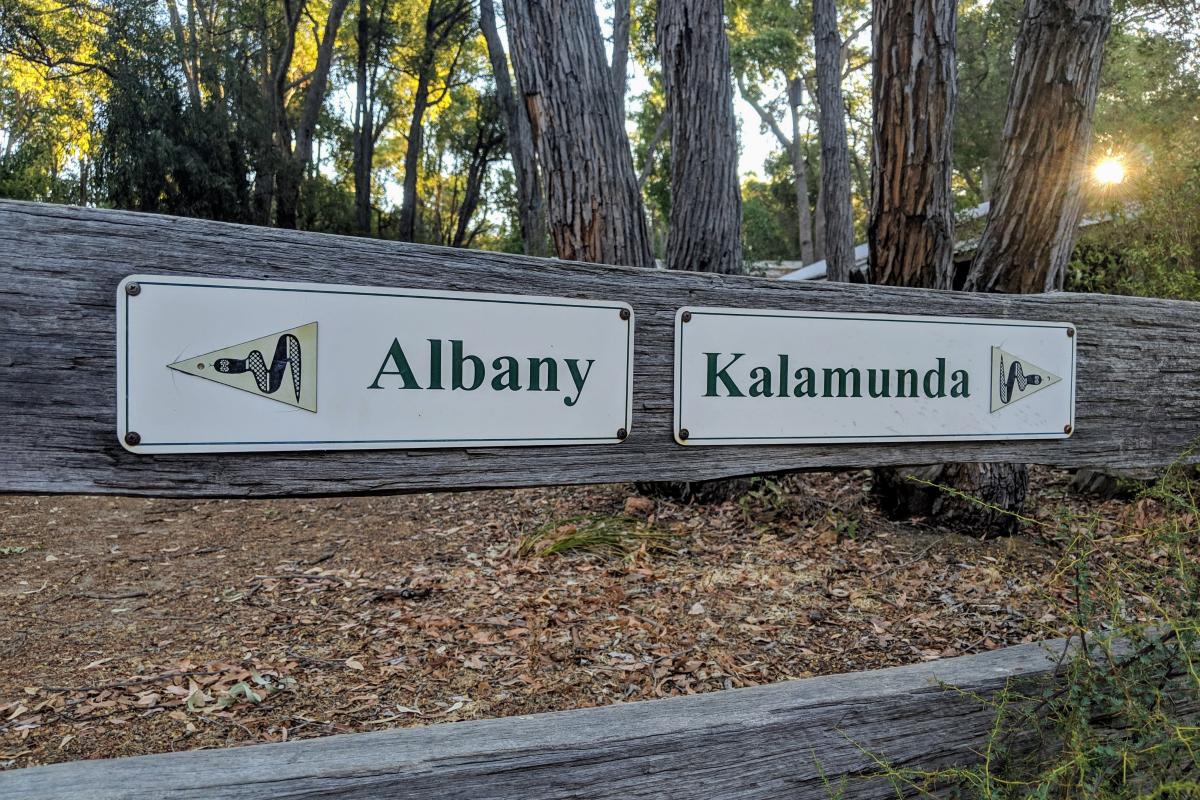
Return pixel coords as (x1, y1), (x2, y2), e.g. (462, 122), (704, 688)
(0, 0), (1196, 293)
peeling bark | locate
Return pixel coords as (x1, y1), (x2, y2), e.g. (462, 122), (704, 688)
(504, 0), (653, 267)
(479, 0), (548, 255)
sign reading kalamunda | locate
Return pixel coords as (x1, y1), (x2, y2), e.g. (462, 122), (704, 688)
(673, 307), (1075, 446)
(117, 276), (633, 453)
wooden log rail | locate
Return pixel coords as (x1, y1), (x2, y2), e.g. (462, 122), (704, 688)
(2, 200), (1199, 497)
(0, 640), (1071, 799)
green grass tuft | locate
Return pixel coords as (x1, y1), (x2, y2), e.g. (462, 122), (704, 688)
(517, 514), (675, 559)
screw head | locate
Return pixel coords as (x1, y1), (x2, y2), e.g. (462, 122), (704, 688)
(1063, 424), (1073, 435)
(681, 311), (693, 323)
(678, 428), (690, 440)
(125, 282), (141, 296)
(1067, 328), (1075, 338)
(619, 308), (631, 321)
(616, 427), (628, 440)
(124, 431), (141, 446)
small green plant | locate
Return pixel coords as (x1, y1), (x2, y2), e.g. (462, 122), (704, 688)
(872, 459), (1200, 798)
(738, 476), (818, 530)
(517, 514), (675, 558)
(833, 516), (861, 541)
(0, 546), (28, 557)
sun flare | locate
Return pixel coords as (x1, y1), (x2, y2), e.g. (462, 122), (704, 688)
(1093, 156), (1126, 185)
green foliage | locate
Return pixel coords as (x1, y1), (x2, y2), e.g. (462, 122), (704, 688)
(1066, 128), (1200, 301)
(874, 460), (1200, 798)
(630, 80), (670, 257)
(92, 1), (253, 220)
(741, 176), (794, 263)
(953, 0), (1021, 208)
(1065, 19), (1200, 301)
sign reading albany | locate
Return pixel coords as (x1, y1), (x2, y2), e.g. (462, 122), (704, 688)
(673, 307), (1075, 446)
(117, 276), (633, 453)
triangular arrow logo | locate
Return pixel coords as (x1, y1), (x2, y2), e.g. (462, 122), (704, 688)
(990, 346), (1060, 413)
(168, 322), (317, 412)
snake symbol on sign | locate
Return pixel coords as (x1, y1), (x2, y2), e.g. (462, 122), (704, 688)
(997, 354), (1042, 406)
(167, 321), (317, 412)
(213, 334), (303, 402)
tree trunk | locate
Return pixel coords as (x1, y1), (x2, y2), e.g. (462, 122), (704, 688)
(397, 0), (472, 242)
(789, 80), (817, 265)
(479, 0), (549, 255)
(504, 0), (653, 267)
(812, 0), (855, 282)
(963, 0), (1111, 293)
(397, 64), (432, 241)
(452, 101), (505, 247)
(868, 0), (1030, 536)
(276, 0), (351, 229)
(353, 0), (373, 234)
(813, 171), (826, 263)
(612, 0), (631, 121)
(943, 0), (1112, 530)
(873, 463), (1028, 539)
(658, 0), (742, 274)
(868, 0), (956, 288)
(637, 0), (745, 504)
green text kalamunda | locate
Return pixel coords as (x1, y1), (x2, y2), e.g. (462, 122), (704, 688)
(703, 353), (971, 399)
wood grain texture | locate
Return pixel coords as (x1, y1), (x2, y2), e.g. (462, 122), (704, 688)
(0, 640), (1073, 799)
(2, 199), (1199, 497)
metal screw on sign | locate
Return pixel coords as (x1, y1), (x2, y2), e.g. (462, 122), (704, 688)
(619, 308), (631, 321)
(616, 428), (628, 440)
(124, 431), (142, 446)
(681, 311), (692, 323)
(125, 282), (141, 296)
(1067, 328), (1075, 338)
(1064, 424), (1073, 435)
(679, 428), (690, 440)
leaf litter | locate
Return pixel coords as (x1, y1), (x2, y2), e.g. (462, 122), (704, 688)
(0, 469), (1194, 768)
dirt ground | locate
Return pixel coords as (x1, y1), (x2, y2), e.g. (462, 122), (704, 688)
(0, 470), (1163, 769)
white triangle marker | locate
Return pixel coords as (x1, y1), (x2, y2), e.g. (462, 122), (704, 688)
(168, 322), (318, 412)
(990, 346), (1060, 413)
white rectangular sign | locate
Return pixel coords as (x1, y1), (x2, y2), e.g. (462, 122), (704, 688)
(117, 276), (633, 453)
(673, 307), (1075, 446)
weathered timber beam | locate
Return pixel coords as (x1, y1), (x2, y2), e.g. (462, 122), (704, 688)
(0, 639), (1071, 800)
(2, 199), (1199, 496)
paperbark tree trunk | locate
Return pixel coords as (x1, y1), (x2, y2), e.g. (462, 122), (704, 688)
(812, 0), (855, 282)
(964, 0), (1111, 293)
(867, 0), (956, 288)
(658, 0), (743, 274)
(479, 0), (549, 255)
(504, 0), (653, 267)
(637, 0), (747, 504)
